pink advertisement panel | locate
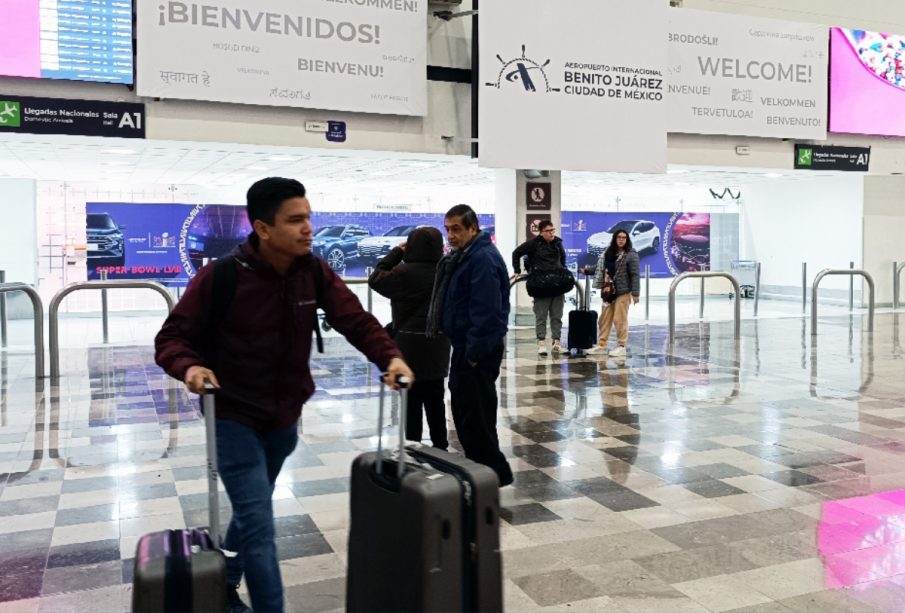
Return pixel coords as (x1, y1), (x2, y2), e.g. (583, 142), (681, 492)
(0, 0), (40, 78)
(830, 27), (905, 137)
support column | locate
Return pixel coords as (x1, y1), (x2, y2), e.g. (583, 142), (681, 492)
(863, 176), (905, 307)
(494, 170), (562, 324)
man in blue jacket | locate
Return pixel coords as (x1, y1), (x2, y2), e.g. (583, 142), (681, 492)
(426, 204), (513, 486)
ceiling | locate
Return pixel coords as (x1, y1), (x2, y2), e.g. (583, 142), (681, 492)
(0, 133), (842, 189)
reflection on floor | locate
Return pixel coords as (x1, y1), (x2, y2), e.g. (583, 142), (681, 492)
(1, 313), (904, 612)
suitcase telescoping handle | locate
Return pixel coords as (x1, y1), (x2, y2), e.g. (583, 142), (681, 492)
(202, 381), (221, 547)
(376, 375), (412, 479)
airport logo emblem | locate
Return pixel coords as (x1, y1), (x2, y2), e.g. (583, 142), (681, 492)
(0, 101), (21, 128)
(797, 147), (813, 167)
(485, 45), (559, 94)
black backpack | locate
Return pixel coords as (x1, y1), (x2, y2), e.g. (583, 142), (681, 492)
(207, 256), (327, 355)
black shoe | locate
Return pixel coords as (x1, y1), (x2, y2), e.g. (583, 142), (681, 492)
(498, 468), (514, 487)
(227, 586), (252, 613)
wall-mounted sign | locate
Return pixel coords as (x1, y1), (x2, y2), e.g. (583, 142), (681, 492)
(668, 9), (828, 140)
(327, 121), (347, 143)
(136, 0), (427, 116)
(526, 214), (551, 239)
(794, 145), (870, 171)
(0, 95), (145, 138)
(479, 0), (668, 173)
(526, 182), (551, 210)
(86, 204), (495, 285)
(561, 211), (711, 277)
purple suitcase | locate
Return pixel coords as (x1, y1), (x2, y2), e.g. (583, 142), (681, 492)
(132, 386), (227, 613)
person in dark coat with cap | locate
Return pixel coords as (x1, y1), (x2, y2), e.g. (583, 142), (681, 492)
(369, 227), (452, 449)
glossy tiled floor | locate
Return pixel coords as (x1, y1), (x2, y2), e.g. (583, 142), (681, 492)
(1, 311), (905, 612)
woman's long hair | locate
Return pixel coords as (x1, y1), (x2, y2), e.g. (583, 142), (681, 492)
(604, 230), (633, 261)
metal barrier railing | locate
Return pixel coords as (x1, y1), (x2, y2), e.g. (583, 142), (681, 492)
(343, 274), (374, 313)
(0, 283), (45, 380)
(668, 272), (741, 345)
(802, 262), (807, 314)
(894, 261), (905, 310)
(809, 340), (874, 400)
(0, 270), (6, 348)
(509, 273), (585, 308)
(49, 280), (176, 379)
(811, 268), (875, 338)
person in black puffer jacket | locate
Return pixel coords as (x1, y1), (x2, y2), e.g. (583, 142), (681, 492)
(369, 227), (451, 449)
(511, 220), (568, 356)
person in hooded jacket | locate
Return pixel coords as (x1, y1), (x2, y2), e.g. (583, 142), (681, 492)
(369, 227), (451, 450)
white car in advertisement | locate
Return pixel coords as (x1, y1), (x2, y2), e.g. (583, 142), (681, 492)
(587, 220), (661, 258)
(358, 224), (421, 263)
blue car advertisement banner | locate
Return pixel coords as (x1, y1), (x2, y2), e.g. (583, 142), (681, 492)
(561, 211), (710, 278)
(86, 203), (495, 285)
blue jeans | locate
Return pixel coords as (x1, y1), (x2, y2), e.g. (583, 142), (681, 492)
(217, 419), (298, 613)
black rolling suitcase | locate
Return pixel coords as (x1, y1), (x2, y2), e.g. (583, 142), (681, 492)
(568, 271), (599, 352)
(346, 378), (503, 613)
(132, 385), (227, 613)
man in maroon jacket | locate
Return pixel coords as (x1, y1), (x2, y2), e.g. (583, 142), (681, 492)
(155, 177), (413, 613)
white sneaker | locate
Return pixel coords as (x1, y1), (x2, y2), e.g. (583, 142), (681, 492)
(551, 340), (562, 354)
(537, 340), (548, 356)
(585, 345), (607, 355)
(609, 345), (627, 357)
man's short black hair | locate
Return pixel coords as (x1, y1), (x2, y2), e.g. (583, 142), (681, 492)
(538, 220), (553, 232)
(246, 177), (306, 225)
(445, 204), (480, 230)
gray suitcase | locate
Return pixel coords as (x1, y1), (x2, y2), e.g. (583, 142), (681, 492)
(132, 385), (227, 613)
(346, 378), (502, 613)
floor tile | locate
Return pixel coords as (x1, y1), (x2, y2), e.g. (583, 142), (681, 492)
(35, 585), (125, 613)
(732, 558), (825, 600)
(51, 521), (119, 547)
(283, 578), (345, 613)
(41, 560), (121, 595)
(514, 569), (603, 607)
(2, 316), (904, 612)
(500, 503), (562, 526)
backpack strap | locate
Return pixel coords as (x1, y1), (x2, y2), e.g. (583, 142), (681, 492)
(204, 257), (239, 367)
(211, 257), (238, 330)
(312, 258), (326, 354)
(208, 255), (327, 356)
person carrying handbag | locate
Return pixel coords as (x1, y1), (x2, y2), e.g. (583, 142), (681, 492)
(510, 220), (572, 356)
(587, 229), (640, 357)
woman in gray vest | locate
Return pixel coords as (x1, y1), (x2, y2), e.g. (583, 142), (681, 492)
(588, 229), (640, 357)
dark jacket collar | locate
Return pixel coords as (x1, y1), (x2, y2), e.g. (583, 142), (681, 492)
(460, 230), (493, 260)
(234, 233), (313, 276)
(536, 235), (562, 247)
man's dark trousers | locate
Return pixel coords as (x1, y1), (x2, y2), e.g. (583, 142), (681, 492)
(448, 343), (513, 486)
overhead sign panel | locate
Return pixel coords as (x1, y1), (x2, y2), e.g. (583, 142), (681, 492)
(794, 144), (870, 171)
(478, 0), (668, 173)
(136, 0), (427, 116)
(667, 9), (828, 139)
(0, 95), (145, 138)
